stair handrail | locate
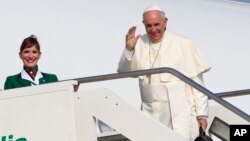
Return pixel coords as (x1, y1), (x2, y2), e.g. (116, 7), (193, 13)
(70, 67), (250, 122)
(214, 89), (250, 98)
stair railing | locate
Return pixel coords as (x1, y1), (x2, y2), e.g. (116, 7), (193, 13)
(214, 89), (250, 98)
(69, 67), (250, 122)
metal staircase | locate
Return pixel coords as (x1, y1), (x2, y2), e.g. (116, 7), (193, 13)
(1, 67), (249, 141)
(72, 67), (250, 141)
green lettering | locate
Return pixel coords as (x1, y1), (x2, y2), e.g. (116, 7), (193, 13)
(1, 136), (6, 141)
(8, 135), (13, 140)
(16, 138), (27, 141)
(1, 135), (27, 141)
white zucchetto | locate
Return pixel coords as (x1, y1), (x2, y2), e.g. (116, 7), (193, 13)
(143, 5), (165, 14)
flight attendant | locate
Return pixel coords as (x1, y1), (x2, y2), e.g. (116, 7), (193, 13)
(4, 35), (58, 90)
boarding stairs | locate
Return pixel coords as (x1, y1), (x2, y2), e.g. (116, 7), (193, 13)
(0, 67), (249, 141)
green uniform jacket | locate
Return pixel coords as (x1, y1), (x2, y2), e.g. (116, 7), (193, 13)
(4, 73), (58, 90)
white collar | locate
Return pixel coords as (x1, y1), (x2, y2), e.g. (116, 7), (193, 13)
(21, 69), (43, 85)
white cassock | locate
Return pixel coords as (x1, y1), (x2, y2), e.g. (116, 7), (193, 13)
(118, 30), (211, 141)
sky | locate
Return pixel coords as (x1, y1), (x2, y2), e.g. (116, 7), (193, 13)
(1, 0), (250, 115)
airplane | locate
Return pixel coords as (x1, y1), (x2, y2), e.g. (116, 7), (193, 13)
(0, 0), (250, 140)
